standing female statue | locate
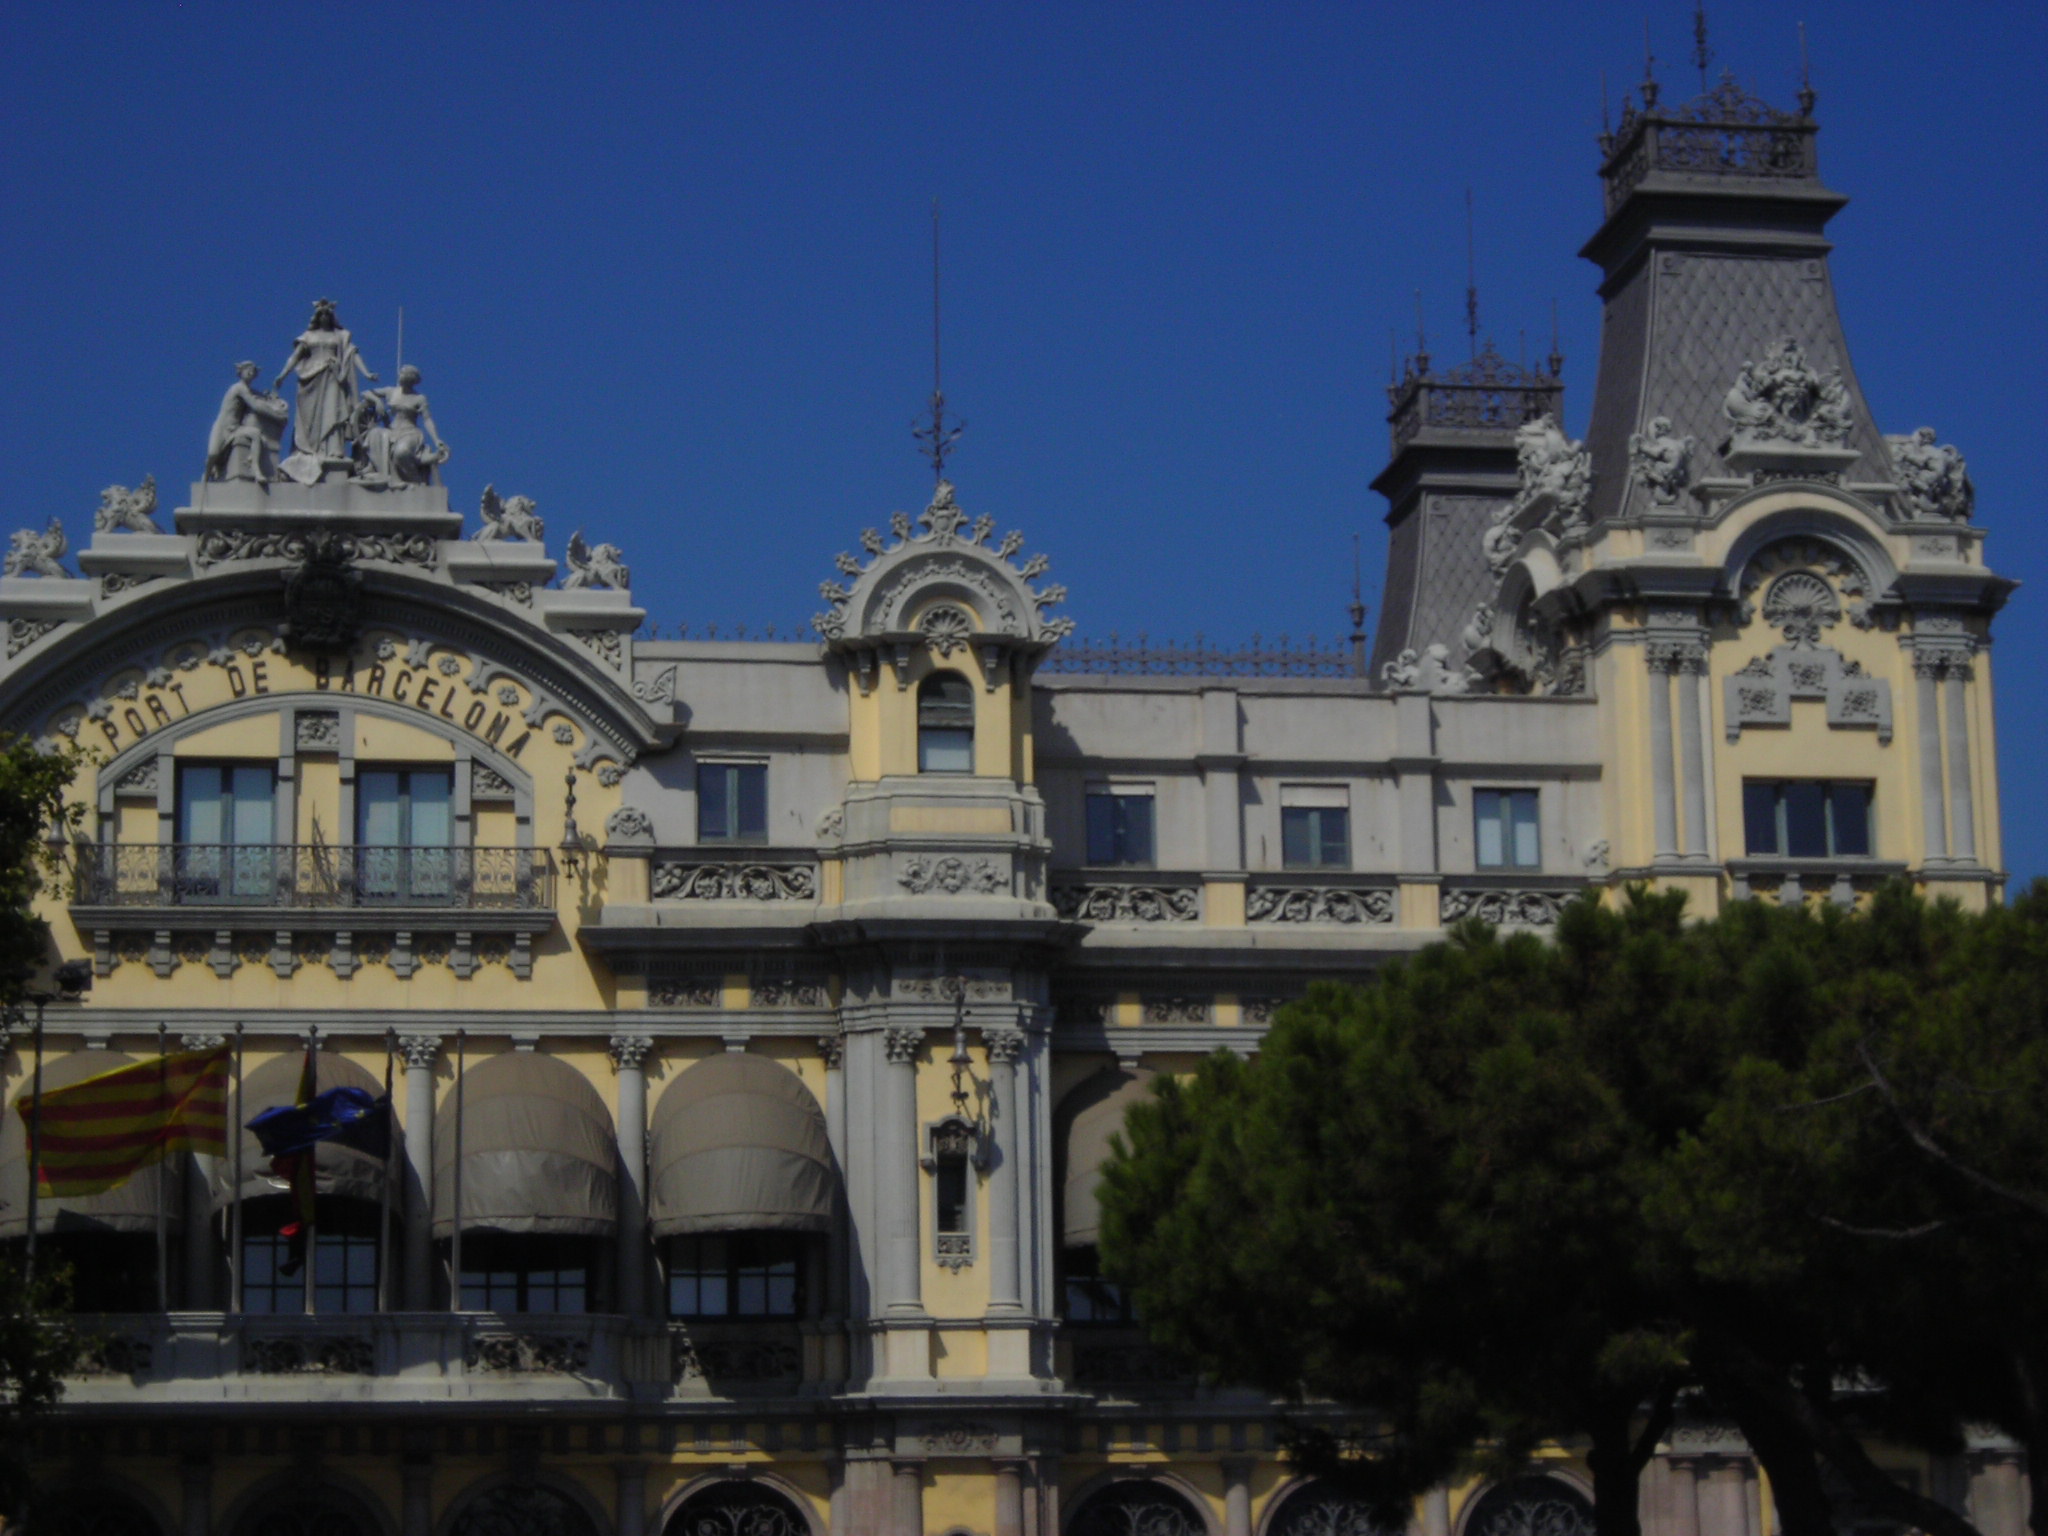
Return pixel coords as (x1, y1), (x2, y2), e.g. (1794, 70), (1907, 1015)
(274, 298), (377, 481)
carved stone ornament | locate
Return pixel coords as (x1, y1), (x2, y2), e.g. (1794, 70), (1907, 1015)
(562, 530), (629, 590)
(246, 1335), (373, 1375)
(1382, 643), (1474, 696)
(652, 860), (817, 901)
(396, 1033), (442, 1069)
(608, 1033), (654, 1071)
(650, 977), (719, 1008)
(473, 484), (545, 543)
(1628, 417), (1696, 506)
(5, 520), (71, 579)
(464, 1332), (589, 1374)
(983, 1026), (1025, 1065)
(1723, 646), (1892, 744)
(917, 602), (975, 656)
(1509, 414), (1593, 531)
(1737, 539), (1877, 634)
(294, 711), (341, 751)
(1051, 882), (1200, 923)
(1887, 427), (1974, 522)
(114, 758), (159, 794)
(603, 805), (655, 847)
(632, 665), (677, 705)
(1441, 888), (1576, 927)
(194, 527), (437, 569)
(884, 1027), (923, 1065)
(94, 476), (161, 534)
(1722, 337), (1854, 449)
(278, 532), (365, 652)
(471, 762), (515, 799)
(1760, 570), (1840, 646)
(1144, 996), (1211, 1023)
(814, 806), (845, 841)
(7, 619), (60, 658)
(753, 977), (827, 1007)
(1246, 886), (1396, 925)
(898, 854), (1005, 895)
(922, 1422), (999, 1455)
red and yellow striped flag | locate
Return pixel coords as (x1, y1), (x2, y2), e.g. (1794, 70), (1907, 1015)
(15, 1046), (230, 1196)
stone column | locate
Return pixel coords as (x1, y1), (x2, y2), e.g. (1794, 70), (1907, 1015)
(1676, 654), (1710, 858)
(1221, 1459), (1254, 1536)
(179, 1454), (210, 1536)
(1943, 667), (1977, 860)
(614, 1461), (647, 1536)
(1697, 1458), (1748, 1536)
(1421, 1487), (1452, 1536)
(609, 1034), (653, 1318)
(1665, 1458), (1701, 1536)
(401, 1452), (434, 1536)
(1647, 650), (1679, 859)
(818, 1032), (849, 1381)
(882, 1027), (924, 1316)
(995, 1459), (1028, 1536)
(1915, 661), (1948, 860)
(397, 1034), (441, 1309)
(984, 1025), (1025, 1315)
(891, 1458), (925, 1536)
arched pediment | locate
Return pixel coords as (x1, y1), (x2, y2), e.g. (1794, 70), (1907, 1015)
(1716, 494), (1901, 616)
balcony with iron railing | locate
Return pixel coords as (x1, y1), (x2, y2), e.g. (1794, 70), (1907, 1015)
(72, 844), (554, 912)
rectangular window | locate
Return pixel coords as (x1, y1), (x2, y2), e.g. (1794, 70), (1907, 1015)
(241, 1196), (380, 1315)
(1085, 785), (1155, 867)
(1474, 788), (1540, 870)
(1280, 786), (1350, 869)
(458, 1234), (589, 1313)
(177, 763), (277, 899)
(1062, 1244), (1135, 1325)
(667, 1233), (805, 1318)
(698, 762), (768, 842)
(356, 767), (454, 901)
(1743, 780), (1874, 858)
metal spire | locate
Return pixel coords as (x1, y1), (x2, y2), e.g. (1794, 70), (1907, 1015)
(913, 197), (964, 482)
(1798, 21), (1816, 115)
(1642, 19), (1660, 107)
(1464, 189), (1479, 361)
(1692, 3), (1712, 94)
(1349, 533), (1367, 677)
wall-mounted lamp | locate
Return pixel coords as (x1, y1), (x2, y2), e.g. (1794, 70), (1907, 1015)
(558, 766), (583, 875)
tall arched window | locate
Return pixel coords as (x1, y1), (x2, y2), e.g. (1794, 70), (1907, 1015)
(666, 1482), (809, 1536)
(1068, 1480), (1204, 1536)
(917, 673), (975, 773)
(1463, 1477), (1594, 1536)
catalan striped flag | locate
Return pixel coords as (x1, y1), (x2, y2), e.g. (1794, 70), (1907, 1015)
(15, 1046), (231, 1196)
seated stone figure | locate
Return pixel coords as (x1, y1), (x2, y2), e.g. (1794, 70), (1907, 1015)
(205, 362), (289, 482)
(352, 364), (450, 487)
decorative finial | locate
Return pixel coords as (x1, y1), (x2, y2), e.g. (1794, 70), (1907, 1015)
(1548, 299), (1564, 379)
(1642, 20), (1660, 108)
(1600, 69), (1611, 137)
(913, 197), (965, 483)
(1464, 189), (1479, 362)
(1349, 533), (1367, 677)
(1412, 288), (1429, 375)
(1692, 3), (1712, 94)
(1797, 21), (1816, 116)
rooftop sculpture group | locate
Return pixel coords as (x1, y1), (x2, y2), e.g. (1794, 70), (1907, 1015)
(1722, 337), (1854, 451)
(206, 299), (450, 488)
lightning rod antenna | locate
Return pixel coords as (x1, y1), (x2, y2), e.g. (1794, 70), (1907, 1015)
(1693, 3), (1712, 94)
(1464, 189), (1479, 361)
(1413, 288), (1428, 371)
(1349, 533), (1367, 678)
(913, 197), (964, 482)
(1798, 21), (1816, 115)
(396, 307), (404, 374)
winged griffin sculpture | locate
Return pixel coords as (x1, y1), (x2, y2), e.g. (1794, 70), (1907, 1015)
(562, 531), (629, 591)
(4, 520), (70, 579)
(474, 484), (546, 544)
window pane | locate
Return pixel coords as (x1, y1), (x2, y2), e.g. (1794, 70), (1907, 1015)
(1511, 791), (1540, 869)
(1474, 791), (1504, 868)
(919, 727), (973, 773)
(230, 767), (275, 845)
(1281, 807), (1313, 867)
(1085, 794), (1117, 865)
(408, 772), (453, 846)
(936, 1157), (968, 1234)
(1743, 781), (1780, 855)
(1784, 781), (1828, 858)
(1318, 808), (1350, 868)
(180, 766), (224, 845)
(698, 764), (730, 840)
(735, 763), (767, 838)
(1121, 796), (1154, 865)
(358, 772), (401, 846)
(1830, 783), (1872, 857)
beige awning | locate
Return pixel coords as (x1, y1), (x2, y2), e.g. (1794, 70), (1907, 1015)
(0, 1052), (183, 1237)
(649, 1052), (833, 1236)
(433, 1051), (617, 1237)
(1059, 1068), (1155, 1249)
(217, 1050), (389, 1209)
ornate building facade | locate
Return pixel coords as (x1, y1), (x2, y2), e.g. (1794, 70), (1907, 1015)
(0, 65), (2020, 1536)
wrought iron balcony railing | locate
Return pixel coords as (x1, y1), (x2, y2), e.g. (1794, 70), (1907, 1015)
(73, 844), (554, 911)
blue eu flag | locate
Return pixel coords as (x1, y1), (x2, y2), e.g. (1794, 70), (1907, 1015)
(246, 1087), (391, 1161)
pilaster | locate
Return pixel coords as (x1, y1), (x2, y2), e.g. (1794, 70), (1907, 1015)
(397, 1033), (440, 1309)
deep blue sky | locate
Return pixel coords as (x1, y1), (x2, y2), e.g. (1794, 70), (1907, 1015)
(3, 3), (2042, 883)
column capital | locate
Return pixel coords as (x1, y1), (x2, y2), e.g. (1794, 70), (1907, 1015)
(608, 1033), (655, 1072)
(396, 1033), (442, 1070)
(178, 1032), (227, 1052)
(816, 1032), (845, 1070)
(884, 1027), (923, 1065)
(983, 1026), (1025, 1065)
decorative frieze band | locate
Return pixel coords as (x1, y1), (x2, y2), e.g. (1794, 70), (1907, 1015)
(651, 860), (816, 901)
(1245, 885), (1395, 925)
(1440, 887), (1579, 927)
(1050, 882), (1200, 923)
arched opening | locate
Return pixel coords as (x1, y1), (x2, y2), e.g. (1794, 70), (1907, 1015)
(649, 1054), (833, 1332)
(447, 1481), (601, 1536)
(917, 671), (975, 773)
(29, 1486), (165, 1536)
(1054, 1069), (1153, 1325)
(666, 1481), (810, 1536)
(1461, 1476), (1594, 1536)
(434, 1052), (618, 1313)
(225, 1050), (391, 1314)
(1267, 1482), (1400, 1536)
(230, 1481), (381, 1536)
(0, 1051), (180, 1311)
(1067, 1479), (1205, 1536)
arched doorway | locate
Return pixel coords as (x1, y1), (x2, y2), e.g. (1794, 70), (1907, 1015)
(446, 1482), (601, 1536)
(30, 1486), (164, 1536)
(1462, 1476), (1595, 1536)
(1267, 1482), (1399, 1536)
(231, 1483), (382, 1536)
(664, 1481), (811, 1536)
(1067, 1479), (1206, 1536)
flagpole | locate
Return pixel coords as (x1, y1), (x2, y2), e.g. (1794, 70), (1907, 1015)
(450, 1027), (464, 1312)
(230, 1024), (244, 1314)
(155, 1023), (169, 1312)
(378, 1028), (394, 1313)
(25, 1001), (45, 1283)
(303, 1025), (318, 1318)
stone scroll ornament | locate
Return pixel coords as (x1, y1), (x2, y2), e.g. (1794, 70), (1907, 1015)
(1628, 417), (1696, 506)
(1722, 337), (1854, 449)
(1887, 428), (1974, 522)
